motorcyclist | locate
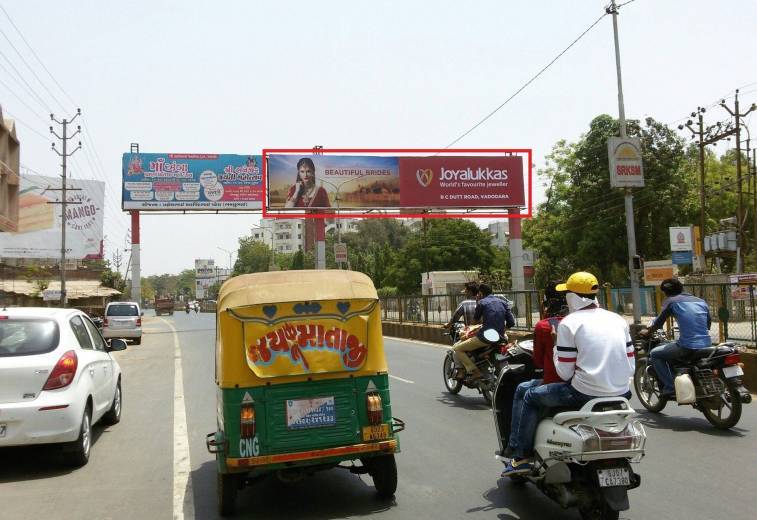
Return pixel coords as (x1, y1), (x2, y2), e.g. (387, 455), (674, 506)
(639, 278), (712, 399)
(502, 271), (634, 476)
(452, 283), (514, 380)
(443, 281), (479, 330)
(499, 282), (567, 460)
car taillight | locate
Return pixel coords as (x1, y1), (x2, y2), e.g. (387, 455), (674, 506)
(136, 317), (142, 327)
(240, 403), (255, 438)
(366, 393), (383, 425)
(724, 353), (741, 365)
(42, 350), (78, 390)
(104, 318), (109, 327)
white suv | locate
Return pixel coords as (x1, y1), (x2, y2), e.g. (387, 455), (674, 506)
(102, 301), (143, 345)
(0, 307), (126, 466)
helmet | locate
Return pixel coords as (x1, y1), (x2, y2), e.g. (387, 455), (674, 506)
(660, 278), (683, 296)
(555, 272), (599, 295)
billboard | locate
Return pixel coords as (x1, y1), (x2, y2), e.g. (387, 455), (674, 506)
(0, 173), (104, 259)
(122, 153), (263, 210)
(608, 137), (644, 188)
(669, 226), (693, 252)
(264, 151), (526, 215)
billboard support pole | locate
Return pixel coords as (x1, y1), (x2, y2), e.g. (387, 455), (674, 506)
(130, 210), (141, 304)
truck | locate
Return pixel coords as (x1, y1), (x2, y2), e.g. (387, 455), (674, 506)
(154, 296), (175, 316)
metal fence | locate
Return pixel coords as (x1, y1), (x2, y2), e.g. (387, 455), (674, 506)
(379, 282), (757, 348)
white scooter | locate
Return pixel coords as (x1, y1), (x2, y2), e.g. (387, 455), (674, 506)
(492, 339), (646, 520)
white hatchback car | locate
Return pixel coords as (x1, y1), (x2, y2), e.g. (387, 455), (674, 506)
(0, 307), (126, 466)
(102, 301), (143, 345)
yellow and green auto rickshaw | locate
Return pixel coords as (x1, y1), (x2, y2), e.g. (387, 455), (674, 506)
(207, 270), (404, 516)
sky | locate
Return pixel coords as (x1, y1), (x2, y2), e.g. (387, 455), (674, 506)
(1, 0), (756, 276)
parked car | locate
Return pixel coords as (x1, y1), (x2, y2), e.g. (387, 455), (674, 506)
(0, 307), (127, 466)
(103, 301), (143, 345)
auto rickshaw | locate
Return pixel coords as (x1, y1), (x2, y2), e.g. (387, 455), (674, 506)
(207, 270), (404, 516)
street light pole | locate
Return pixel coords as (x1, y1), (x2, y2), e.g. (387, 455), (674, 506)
(608, 0), (641, 325)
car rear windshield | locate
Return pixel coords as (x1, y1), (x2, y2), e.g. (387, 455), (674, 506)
(0, 319), (60, 357)
(107, 304), (139, 316)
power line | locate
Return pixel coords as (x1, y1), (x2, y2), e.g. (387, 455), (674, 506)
(443, 10), (609, 149)
(2, 109), (49, 140)
(0, 46), (51, 112)
(0, 76), (49, 123)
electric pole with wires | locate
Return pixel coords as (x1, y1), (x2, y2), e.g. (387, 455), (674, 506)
(49, 108), (82, 307)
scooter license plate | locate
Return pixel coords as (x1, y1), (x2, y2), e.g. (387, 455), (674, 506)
(597, 467), (630, 487)
(723, 365), (744, 378)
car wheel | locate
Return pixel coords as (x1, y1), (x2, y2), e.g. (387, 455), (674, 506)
(103, 380), (122, 425)
(64, 405), (92, 467)
(133, 337), (142, 345)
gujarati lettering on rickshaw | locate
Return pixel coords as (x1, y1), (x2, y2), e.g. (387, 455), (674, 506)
(247, 323), (368, 371)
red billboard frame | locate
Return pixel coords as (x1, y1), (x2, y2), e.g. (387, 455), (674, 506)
(261, 148), (532, 219)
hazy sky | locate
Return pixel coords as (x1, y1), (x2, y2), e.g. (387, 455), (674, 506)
(1, 0), (756, 275)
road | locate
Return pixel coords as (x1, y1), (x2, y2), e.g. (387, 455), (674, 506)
(2, 310), (756, 519)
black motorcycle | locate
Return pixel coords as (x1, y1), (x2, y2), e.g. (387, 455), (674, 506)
(442, 323), (508, 405)
(633, 331), (751, 429)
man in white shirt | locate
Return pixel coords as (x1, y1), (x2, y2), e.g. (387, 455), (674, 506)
(502, 271), (634, 477)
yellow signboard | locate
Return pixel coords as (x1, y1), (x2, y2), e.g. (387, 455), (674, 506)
(234, 299), (377, 378)
(643, 261), (677, 286)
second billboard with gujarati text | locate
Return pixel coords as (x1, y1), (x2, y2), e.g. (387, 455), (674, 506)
(265, 152), (526, 215)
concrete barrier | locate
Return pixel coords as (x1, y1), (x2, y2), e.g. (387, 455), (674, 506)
(381, 321), (756, 392)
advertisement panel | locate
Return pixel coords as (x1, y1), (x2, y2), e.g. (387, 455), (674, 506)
(0, 173), (104, 259)
(122, 153), (263, 210)
(267, 155), (400, 209)
(729, 274), (757, 301)
(265, 153), (525, 211)
(608, 137), (644, 188)
(643, 260), (677, 286)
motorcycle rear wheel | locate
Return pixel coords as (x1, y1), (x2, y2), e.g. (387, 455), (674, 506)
(701, 378), (742, 429)
(634, 363), (667, 413)
(443, 354), (463, 394)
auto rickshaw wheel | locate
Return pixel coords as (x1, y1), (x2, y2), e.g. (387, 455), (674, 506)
(369, 454), (397, 498)
(217, 473), (238, 517)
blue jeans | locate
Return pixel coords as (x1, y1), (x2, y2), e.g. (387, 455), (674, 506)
(508, 382), (600, 459)
(649, 341), (690, 393)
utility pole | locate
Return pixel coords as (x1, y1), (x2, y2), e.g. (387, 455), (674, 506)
(720, 90), (756, 273)
(49, 108), (82, 307)
(113, 249), (123, 273)
(607, 0), (641, 325)
(680, 107), (708, 267)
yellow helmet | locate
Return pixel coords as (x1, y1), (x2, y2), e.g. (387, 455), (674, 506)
(555, 272), (599, 294)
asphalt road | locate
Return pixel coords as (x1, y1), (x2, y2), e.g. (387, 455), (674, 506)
(2, 310), (757, 519)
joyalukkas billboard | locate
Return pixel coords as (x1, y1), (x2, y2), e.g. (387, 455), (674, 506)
(264, 150), (527, 217)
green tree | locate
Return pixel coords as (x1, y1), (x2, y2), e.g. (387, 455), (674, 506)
(234, 236), (274, 274)
(524, 115), (698, 286)
(385, 219), (495, 293)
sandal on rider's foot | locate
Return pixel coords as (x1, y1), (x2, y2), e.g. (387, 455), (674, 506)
(501, 459), (532, 477)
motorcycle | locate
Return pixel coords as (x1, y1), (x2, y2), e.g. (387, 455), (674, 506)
(185, 306), (190, 314)
(633, 330), (751, 429)
(493, 339), (646, 520)
(442, 323), (508, 405)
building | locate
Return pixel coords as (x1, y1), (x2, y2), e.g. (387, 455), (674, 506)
(488, 221), (509, 248)
(326, 218), (360, 236)
(0, 105), (20, 232)
(194, 259), (232, 299)
(253, 219), (305, 253)
(420, 270), (479, 295)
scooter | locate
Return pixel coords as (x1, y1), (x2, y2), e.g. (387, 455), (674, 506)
(492, 340), (646, 520)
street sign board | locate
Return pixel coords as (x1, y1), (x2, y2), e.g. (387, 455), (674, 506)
(608, 137), (644, 188)
(669, 226), (693, 252)
(729, 274), (757, 301)
(42, 289), (61, 301)
(671, 251), (693, 265)
(643, 260), (677, 286)
(334, 243), (348, 263)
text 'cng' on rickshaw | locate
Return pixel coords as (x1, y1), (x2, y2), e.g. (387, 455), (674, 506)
(207, 270), (404, 516)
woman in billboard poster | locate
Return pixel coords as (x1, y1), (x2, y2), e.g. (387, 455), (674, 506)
(284, 158), (331, 208)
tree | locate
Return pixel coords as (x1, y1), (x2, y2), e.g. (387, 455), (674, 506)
(524, 114), (698, 286)
(234, 236), (273, 274)
(176, 269), (195, 298)
(101, 262), (127, 294)
(385, 219), (495, 293)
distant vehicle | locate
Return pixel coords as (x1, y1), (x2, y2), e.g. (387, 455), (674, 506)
(0, 307), (127, 467)
(154, 297), (175, 316)
(102, 302), (143, 345)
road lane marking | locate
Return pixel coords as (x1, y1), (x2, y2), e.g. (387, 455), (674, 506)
(159, 318), (195, 520)
(389, 374), (415, 384)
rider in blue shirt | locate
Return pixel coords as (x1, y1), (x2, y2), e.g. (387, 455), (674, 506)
(640, 278), (712, 398)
